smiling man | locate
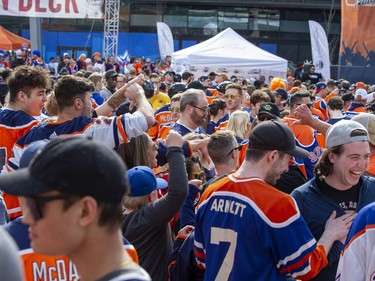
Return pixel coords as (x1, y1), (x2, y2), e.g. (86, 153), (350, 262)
(291, 120), (375, 281)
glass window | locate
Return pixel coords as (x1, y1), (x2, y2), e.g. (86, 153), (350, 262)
(188, 9), (217, 28)
(130, 14), (161, 26)
(164, 15), (188, 28)
(250, 9), (280, 32)
(218, 8), (249, 30)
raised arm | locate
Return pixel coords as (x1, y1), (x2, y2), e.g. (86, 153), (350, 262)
(125, 83), (155, 129)
(95, 74), (145, 117)
(294, 104), (331, 136)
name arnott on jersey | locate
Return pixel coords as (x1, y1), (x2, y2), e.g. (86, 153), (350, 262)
(210, 198), (246, 218)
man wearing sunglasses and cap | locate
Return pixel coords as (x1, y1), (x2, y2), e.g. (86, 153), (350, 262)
(0, 137), (151, 281)
(194, 120), (353, 281)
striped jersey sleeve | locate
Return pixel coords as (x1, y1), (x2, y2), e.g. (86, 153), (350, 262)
(336, 202), (375, 281)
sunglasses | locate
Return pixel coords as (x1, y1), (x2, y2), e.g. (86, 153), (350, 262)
(227, 144), (243, 155)
(258, 114), (275, 122)
(296, 103), (313, 109)
(169, 107), (181, 113)
(25, 194), (72, 221)
(191, 170), (206, 180)
(224, 94), (240, 100)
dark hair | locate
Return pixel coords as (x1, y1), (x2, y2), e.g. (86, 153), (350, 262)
(185, 155), (204, 181)
(289, 91), (311, 109)
(245, 147), (270, 162)
(1, 69), (11, 80)
(54, 75), (94, 111)
(327, 96), (343, 111)
(118, 133), (149, 169)
(8, 66), (50, 103)
(209, 98), (227, 116)
(314, 145), (343, 176)
(250, 90), (270, 106)
(62, 195), (123, 232)
(182, 71), (193, 80)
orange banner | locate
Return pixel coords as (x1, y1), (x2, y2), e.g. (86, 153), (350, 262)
(339, 0), (375, 83)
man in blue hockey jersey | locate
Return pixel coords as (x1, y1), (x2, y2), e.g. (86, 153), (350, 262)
(194, 120), (355, 281)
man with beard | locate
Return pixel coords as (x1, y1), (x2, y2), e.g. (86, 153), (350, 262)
(170, 89), (208, 135)
(194, 120), (354, 281)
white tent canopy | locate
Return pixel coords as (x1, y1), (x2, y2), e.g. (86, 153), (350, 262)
(172, 28), (287, 79)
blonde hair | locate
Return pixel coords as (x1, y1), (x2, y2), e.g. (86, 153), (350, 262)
(45, 91), (58, 116)
(227, 110), (250, 140)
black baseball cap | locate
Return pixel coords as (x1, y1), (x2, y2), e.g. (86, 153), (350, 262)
(249, 120), (309, 158)
(187, 80), (209, 90)
(274, 88), (288, 100)
(164, 70), (175, 76)
(199, 75), (209, 82)
(258, 102), (280, 119)
(342, 93), (354, 102)
(104, 70), (118, 79)
(0, 137), (129, 204)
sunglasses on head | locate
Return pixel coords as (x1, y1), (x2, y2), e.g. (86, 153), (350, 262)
(227, 144), (243, 155)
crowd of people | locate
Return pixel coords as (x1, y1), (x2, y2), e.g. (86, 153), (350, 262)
(0, 49), (375, 281)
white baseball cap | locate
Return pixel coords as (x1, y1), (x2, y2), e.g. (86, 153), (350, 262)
(326, 120), (369, 148)
(352, 113), (375, 146)
(354, 88), (368, 101)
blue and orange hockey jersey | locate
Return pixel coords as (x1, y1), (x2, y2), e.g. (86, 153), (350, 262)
(195, 175), (328, 280)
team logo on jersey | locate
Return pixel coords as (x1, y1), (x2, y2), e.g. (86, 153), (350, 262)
(49, 132), (58, 139)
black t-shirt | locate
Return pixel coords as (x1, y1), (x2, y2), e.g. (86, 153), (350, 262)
(316, 176), (359, 212)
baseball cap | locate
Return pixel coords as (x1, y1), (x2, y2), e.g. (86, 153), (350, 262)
(32, 49), (41, 57)
(93, 52), (101, 57)
(15, 49), (22, 56)
(187, 80), (209, 90)
(63, 52), (69, 57)
(315, 82), (327, 91)
(199, 75), (209, 82)
(351, 113), (375, 146)
(326, 120), (369, 148)
(104, 70), (118, 79)
(275, 88), (288, 100)
(342, 93), (354, 102)
(216, 81), (232, 93)
(248, 120), (309, 158)
(165, 70), (176, 76)
(127, 166), (168, 197)
(355, 82), (366, 89)
(19, 140), (50, 168)
(0, 137), (129, 204)
(354, 88), (368, 101)
(258, 102), (280, 119)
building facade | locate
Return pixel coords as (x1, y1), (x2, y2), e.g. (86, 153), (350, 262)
(0, 0), (341, 71)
